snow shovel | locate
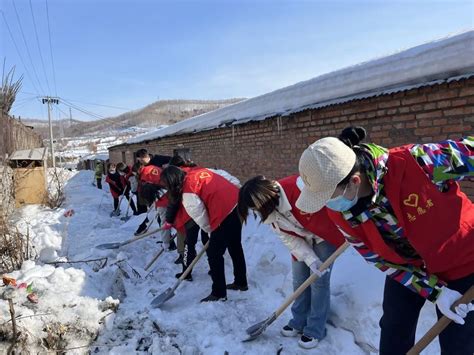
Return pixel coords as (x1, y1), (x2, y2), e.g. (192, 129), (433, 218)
(95, 227), (163, 250)
(151, 240), (210, 308)
(144, 233), (178, 271)
(120, 196), (133, 221)
(407, 285), (474, 355)
(243, 241), (350, 342)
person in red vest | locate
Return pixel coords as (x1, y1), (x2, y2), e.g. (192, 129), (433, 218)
(238, 175), (345, 349)
(116, 162), (138, 215)
(296, 126), (474, 354)
(160, 165), (248, 302)
(105, 163), (124, 215)
(139, 165), (176, 251)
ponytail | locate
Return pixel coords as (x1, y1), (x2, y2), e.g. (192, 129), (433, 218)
(337, 126), (367, 187)
(338, 126), (366, 148)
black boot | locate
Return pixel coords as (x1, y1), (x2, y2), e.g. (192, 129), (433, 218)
(226, 283), (248, 291)
(200, 293), (227, 302)
(134, 221), (147, 236)
(175, 271), (192, 281)
(174, 254), (183, 265)
(168, 239), (177, 251)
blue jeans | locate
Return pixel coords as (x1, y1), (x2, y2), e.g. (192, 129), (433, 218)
(288, 240), (336, 340)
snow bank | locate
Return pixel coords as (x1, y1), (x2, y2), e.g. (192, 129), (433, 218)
(1, 171), (441, 354)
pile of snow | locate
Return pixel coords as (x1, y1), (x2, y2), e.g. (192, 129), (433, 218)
(1, 171), (440, 353)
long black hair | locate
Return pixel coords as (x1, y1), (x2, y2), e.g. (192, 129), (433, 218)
(337, 126), (367, 187)
(168, 155), (197, 168)
(238, 176), (280, 223)
(141, 183), (162, 206)
(160, 165), (186, 203)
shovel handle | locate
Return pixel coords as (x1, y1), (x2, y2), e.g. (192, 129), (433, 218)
(121, 227), (163, 247)
(144, 234), (177, 271)
(407, 285), (474, 355)
(178, 240), (210, 282)
(275, 241), (350, 318)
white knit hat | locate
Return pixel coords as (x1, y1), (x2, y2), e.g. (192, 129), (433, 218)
(296, 137), (356, 213)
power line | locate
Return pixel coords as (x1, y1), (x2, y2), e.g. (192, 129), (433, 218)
(1, 10), (42, 95)
(29, 0), (52, 95)
(19, 90), (133, 112)
(45, 0), (57, 96)
(60, 97), (133, 111)
(11, 96), (39, 110)
(11, 0), (46, 94)
(60, 99), (131, 130)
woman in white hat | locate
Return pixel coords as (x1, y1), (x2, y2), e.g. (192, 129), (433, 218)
(238, 175), (345, 349)
(296, 126), (474, 355)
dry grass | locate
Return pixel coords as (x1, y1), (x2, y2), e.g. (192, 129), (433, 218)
(46, 168), (67, 209)
(0, 216), (30, 274)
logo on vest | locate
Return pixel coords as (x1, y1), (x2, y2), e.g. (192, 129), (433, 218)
(403, 193), (419, 208)
(404, 193), (434, 223)
(198, 171), (212, 180)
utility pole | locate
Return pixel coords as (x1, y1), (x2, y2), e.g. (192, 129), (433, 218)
(42, 97), (59, 168)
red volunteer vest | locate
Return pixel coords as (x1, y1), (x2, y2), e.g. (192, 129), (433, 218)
(328, 146), (474, 281)
(183, 167), (238, 232)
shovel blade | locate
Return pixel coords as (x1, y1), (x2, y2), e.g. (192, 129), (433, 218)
(242, 313), (277, 342)
(95, 242), (122, 250)
(151, 287), (175, 308)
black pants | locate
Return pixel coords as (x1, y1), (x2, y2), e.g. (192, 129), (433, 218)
(207, 209), (247, 298)
(379, 273), (474, 355)
(183, 220), (209, 270)
(136, 192), (148, 215)
(113, 197), (119, 211)
(96, 178), (102, 189)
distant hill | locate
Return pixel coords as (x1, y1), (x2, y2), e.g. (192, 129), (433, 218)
(22, 98), (245, 139)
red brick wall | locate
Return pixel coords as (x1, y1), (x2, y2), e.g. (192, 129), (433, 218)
(109, 77), (474, 199)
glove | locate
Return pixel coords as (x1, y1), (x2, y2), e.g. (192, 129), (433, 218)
(455, 302), (474, 319)
(435, 286), (468, 324)
(309, 259), (327, 278)
(162, 222), (173, 231)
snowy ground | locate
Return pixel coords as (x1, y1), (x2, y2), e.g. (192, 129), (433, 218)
(1, 171), (440, 354)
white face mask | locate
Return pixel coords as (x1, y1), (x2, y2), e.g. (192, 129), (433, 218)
(109, 170), (116, 174)
(119, 171), (125, 176)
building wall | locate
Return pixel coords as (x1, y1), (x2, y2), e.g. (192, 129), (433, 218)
(0, 113), (44, 163)
(109, 77), (474, 198)
(0, 166), (15, 217)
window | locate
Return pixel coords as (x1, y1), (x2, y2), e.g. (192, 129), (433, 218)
(121, 151), (126, 162)
(173, 148), (191, 160)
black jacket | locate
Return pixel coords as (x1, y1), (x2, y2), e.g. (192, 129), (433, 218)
(149, 154), (172, 167)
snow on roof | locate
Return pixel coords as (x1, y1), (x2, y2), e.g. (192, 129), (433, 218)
(127, 30), (474, 145)
(80, 153), (109, 161)
(10, 147), (48, 161)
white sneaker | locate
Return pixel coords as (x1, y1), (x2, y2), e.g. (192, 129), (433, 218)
(281, 325), (301, 337)
(298, 335), (319, 349)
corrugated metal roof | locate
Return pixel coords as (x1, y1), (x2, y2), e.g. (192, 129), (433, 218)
(9, 147), (48, 161)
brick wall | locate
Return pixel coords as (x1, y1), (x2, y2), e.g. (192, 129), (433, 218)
(109, 77), (474, 199)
